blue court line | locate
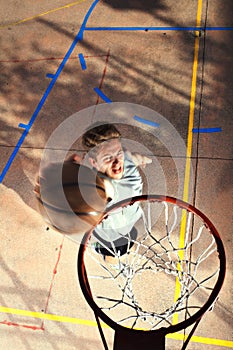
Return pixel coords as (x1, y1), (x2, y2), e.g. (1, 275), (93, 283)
(18, 123), (31, 131)
(46, 73), (55, 78)
(86, 26), (233, 31)
(78, 53), (87, 70)
(192, 127), (222, 133)
(94, 87), (112, 103)
(0, 0), (100, 183)
(133, 116), (160, 128)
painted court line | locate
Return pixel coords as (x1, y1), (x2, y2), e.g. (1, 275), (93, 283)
(18, 123), (30, 131)
(173, 0), (202, 325)
(166, 333), (233, 348)
(0, 320), (44, 331)
(0, 0), (87, 29)
(46, 73), (55, 79)
(40, 236), (65, 330)
(133, 115), (160, 128)
(78, 53), (87, 70)
(95, 49), (110, 106)
(86, 26), (233, 31)
(94, 87), (112, 103)
(0, 306), (108, 328)
(192, 127), (222, 133)
(0, 0), (100, 184)
(0, 54), (109, 64)
(0, 307), (232, 347)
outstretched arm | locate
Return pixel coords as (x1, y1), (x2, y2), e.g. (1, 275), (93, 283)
(125, 151), (152, 168)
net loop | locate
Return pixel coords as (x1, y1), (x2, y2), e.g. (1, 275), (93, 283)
(78, 195), (226, 334)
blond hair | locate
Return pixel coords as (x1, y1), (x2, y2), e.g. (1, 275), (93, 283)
(82, 123), (121, 150)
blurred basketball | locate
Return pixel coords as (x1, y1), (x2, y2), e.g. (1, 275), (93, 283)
(34, 160), (107, 234)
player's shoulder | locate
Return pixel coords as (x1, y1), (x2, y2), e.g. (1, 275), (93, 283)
(123, 151), (141, 179)
(124, 150), (134, 166)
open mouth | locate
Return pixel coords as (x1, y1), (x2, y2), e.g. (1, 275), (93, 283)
(112, 166), (122, 175)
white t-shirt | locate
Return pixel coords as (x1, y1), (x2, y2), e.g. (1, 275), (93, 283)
(94, 152), (143, 242)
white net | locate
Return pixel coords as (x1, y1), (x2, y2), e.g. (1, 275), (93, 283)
(81, 197), (223, 331)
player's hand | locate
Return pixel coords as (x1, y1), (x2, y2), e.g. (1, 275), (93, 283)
(126, 151), (152, 168)
(66, 153), (85, 164)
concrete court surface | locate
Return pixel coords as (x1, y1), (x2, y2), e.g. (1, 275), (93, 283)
(0, 0), (232, 349)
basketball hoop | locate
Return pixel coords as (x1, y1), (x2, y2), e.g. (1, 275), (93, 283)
(78, 195), (226, 350)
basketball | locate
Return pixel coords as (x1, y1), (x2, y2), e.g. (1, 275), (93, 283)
(34, 160), (107, 234)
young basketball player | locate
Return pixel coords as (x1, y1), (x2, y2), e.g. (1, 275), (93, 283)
(81, 123), (152, 258)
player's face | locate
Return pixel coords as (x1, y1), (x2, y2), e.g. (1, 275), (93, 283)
(92, 139), (124, 179)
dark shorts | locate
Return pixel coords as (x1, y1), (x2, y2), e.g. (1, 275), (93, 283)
(93, 227), (138, 257)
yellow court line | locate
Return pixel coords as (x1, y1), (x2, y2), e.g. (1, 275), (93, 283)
(0, 306), (232, 348)
(183, 27), (202, 201)
(173, 0), (203, 324)
(167, 333), (233, 348)
(0, 0), (86, 29)
(0, 306), (109, 328)
(183, 0), (202, 202)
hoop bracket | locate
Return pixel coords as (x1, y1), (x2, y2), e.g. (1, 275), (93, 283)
(114, 328), (166, 350)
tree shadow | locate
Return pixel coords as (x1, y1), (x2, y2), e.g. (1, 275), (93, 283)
(1, 9), (232, 207)
(102, 0), (167, 12)
(0, 3), (232, 348)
